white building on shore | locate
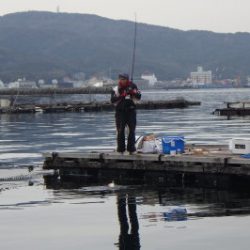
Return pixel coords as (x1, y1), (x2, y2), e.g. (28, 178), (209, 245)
(190, 66), (212, 86)
(0, 80), (5, 88)
(8, 78), (37, 88)
(86, 77), (114, 88)
(141, 72), (158, 87)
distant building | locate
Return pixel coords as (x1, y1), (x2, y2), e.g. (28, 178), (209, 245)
(63, 76), (74, 83)
(57, 82), (74, 88)
(93, 82), (104, 88)
(39, 84), (58, 89)
(52, 79), (58, 85)
(38, 79), (45, 85)
(103, 77), (116, 87)
(190, 66), (212, 86)
(37, 79), (51, 88)
(8, 78), (37, 88)
(247, 76), (250, 87)
(86, 77), (104, 87)
(0, 80), (5, 88)
(0, 98), (11, 108)
(141, 72), (158, 87)
(62, 76), (87, 88)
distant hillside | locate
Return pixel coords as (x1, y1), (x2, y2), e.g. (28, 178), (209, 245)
(1, 11), (250, 81)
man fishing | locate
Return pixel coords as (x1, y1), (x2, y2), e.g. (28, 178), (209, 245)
(111, 73), (141, 154)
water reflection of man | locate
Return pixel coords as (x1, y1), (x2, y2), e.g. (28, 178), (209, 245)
(116, 194), (140, 250)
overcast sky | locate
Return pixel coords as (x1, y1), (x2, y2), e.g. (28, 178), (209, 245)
(1, 0), (250, 33)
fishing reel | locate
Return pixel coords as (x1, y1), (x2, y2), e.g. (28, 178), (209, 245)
(125, 86), (134, 95)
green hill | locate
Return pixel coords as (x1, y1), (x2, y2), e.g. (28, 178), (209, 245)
(0, 11), (250, 81)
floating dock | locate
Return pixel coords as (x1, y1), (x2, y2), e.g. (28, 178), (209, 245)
(0, 87), (111, 96)
(0, 99), (200, 114)
(213, 101), (250, 116)
(43, 145), (250, 188)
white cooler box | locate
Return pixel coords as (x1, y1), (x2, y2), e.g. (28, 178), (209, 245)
(229, 138), (250, 154)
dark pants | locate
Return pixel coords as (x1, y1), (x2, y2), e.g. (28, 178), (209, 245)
(115, 110), (136, 153)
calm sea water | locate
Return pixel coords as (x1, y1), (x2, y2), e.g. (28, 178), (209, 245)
(1, 88), (250, 249)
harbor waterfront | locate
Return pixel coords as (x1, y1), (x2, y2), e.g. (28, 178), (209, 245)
(2, 88), (250, 249)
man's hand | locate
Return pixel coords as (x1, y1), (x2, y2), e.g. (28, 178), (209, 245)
(121, 91), (127, 97)
(129, 89), (137, 95)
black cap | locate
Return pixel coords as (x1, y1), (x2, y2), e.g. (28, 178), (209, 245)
(119, 73), (129, 80)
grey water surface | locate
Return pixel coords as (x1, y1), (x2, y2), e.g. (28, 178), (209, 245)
(1, 89), (250, 250)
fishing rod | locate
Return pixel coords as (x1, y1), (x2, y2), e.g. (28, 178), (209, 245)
(130, 13), (137, 82)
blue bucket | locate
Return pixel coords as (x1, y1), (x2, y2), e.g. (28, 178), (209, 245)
(162, 136), (185, 154)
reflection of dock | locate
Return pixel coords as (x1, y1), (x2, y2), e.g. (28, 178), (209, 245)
(214, 101), (250, 116)
(43, 178), (250, 221)
(43, 145), (250, 188)
(42, 177), (250, 248)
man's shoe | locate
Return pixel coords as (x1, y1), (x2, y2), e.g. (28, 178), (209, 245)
(129, 151), (136, 155)
(117, 151), (124, 155)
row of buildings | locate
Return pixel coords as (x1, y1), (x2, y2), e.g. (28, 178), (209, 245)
(148, 66), (248, 88)
(0, 73), (159, 90)
(190, 66), (212, 86)
(0, 67), (248, 89)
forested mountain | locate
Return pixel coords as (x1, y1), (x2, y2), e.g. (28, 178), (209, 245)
(0, 11), (250, 81)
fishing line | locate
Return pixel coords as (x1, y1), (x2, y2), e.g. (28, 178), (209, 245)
(130, 13), (138, 82)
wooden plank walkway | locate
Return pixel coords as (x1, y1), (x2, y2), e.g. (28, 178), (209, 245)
(0, 99), (201, 114)
(0, 87), (112, 96)
(43, 145), (250, 176)
(213, 101), (250, 116)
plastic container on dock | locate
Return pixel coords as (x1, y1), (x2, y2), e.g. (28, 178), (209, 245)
(229, 138), (250, 154)
(162, 136), (185, 155)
